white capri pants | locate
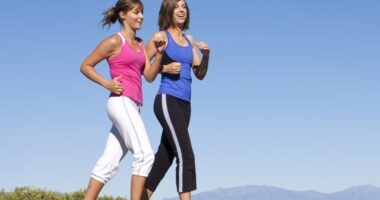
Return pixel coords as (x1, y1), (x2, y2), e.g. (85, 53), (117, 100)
(91, 96), (154, 184)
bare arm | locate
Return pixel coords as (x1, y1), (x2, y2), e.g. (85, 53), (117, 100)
(187, 35), (210, 80)
(80, 36), (123, 94)
(143, 32), (166, 82)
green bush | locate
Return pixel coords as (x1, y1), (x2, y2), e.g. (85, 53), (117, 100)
(0, 187), (126, 200)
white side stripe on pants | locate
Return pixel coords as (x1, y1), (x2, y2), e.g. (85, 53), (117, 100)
(162, 94), (184, 192)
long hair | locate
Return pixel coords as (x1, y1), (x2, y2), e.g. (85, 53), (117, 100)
(101, 0), (144, 28)
(158, 0), (190, 31)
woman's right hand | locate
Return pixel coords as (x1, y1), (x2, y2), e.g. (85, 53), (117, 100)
(107, 75), (123, 94)
(162, 62), (181, 74)
(153, 32), (166, 54)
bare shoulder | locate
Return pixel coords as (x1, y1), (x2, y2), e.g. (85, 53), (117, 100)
(99, 34), (121, 50)
(185, 34), (196, 46)
(153, 31), (167, 40)
(155, 31), (167, 38)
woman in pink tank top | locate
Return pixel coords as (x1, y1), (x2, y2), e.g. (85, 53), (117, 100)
(80, 1), (165, 200)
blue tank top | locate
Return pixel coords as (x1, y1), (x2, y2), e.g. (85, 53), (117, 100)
(158, 31), (193, 102)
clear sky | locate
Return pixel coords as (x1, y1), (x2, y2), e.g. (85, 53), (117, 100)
(1, 0), (380, 199)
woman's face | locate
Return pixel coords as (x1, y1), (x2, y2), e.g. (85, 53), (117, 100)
(172, 0), (187, 26)
(121, 5), (144, 31)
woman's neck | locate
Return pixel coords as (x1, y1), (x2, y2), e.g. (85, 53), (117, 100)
(120, 27), (136, 41)
(168, 27), (183, 39)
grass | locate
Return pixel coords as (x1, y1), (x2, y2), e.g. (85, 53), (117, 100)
(0, 187), (126, 200)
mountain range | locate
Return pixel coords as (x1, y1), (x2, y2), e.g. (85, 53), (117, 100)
(163, 185), (380, 200)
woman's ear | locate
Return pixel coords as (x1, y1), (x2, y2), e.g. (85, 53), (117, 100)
(119, 11), (127, 21)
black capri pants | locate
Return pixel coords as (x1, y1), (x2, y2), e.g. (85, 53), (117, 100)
(145, 93), (197, 193)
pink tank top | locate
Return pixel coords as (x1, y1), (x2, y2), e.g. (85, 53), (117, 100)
(107, 32), (146, 105)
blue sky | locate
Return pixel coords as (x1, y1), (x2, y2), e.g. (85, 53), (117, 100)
(1, 0), (380, 199)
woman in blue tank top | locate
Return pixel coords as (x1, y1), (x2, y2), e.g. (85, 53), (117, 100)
(142, 0), (210, 200)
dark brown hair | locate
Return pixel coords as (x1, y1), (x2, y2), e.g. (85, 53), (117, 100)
(101, 0), (144, 28)
(158, 0), (190, 31)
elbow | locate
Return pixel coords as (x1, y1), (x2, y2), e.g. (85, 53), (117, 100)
(146, 78), (154, 83)
(195, 72), (205, 80)
(194, 69), (207, 80)
(144, 71), (159, 83)
(80, 64), (87, 75)
(80, 64), (92, 76)
(144, 75), (154, 83)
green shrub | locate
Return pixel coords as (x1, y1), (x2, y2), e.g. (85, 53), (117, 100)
(0, 187), (126, 200)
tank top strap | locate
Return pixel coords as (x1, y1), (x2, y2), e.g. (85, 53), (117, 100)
(116, 32), (126, 46)
(183, 34), (192, 47)
(164, 31), (173, 43)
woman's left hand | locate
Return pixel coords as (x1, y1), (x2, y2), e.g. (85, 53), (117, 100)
(196, 41), (210, 57)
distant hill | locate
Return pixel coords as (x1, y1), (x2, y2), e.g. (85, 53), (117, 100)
(163, 185), (380, 200)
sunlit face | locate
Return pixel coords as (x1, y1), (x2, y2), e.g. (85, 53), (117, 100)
(172, 0), (187, 26)
(121, 5), (144, 30)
